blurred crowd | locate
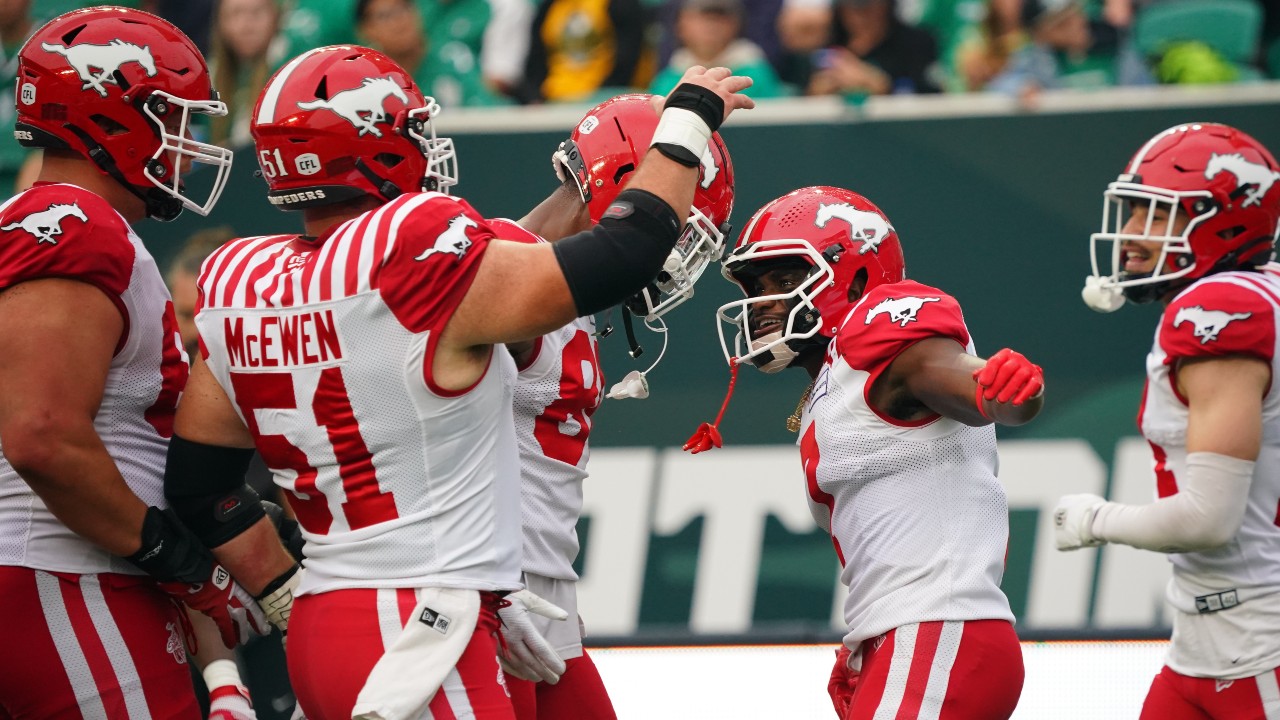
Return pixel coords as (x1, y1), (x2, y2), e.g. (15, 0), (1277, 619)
(2, 0), (1279, 190)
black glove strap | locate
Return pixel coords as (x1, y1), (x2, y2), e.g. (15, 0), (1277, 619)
(125, 507), (216, 584)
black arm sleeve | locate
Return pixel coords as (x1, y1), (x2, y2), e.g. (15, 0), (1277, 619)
(552, 188), (682, 316)
(164, 434), (264, 548)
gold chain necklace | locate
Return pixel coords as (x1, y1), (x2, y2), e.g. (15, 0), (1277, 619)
(786, 380), (816, 433)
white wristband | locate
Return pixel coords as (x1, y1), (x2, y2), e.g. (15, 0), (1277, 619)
(651, 107), (712, 164)
(202, 658), (243, 691)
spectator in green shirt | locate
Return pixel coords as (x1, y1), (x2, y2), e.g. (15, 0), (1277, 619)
(650, 0), (785, 97)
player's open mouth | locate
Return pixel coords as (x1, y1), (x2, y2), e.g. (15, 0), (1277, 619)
(752, 315), (783, 339)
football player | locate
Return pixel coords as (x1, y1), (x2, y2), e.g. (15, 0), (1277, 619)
(498, 94), (734, 720)
(0, 8), (263, 719)
(160, 45), (753, 719)
(1056, 123), (1280, 719)
(697, 186), (1044, 719)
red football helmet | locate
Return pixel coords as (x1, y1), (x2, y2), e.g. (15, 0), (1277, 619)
(251, 45), (456, 210)
(17, 7), (231, 221)
(553, 93), (735, 320)
(1085, 122), (1280, 311)
(718, 186), (906, 372)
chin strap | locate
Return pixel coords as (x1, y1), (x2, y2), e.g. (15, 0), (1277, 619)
(64, 124), (182, 221)
(682, 361), (740, 454)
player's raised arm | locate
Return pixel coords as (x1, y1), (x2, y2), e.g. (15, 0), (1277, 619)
(444, 66), (753, 349)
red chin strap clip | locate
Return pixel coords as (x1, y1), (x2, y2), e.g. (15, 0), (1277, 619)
(682, 361), (740, 454)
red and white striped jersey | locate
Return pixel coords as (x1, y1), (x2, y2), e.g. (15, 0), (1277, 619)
(195, 192), (521, 595)
(798, 280), (1014, 650)
(1140, 265), (1280, 676)
(0, 183), (187, 575)
(490, 219), (604, 581)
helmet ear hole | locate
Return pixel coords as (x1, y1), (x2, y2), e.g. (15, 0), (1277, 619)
(374, 152), (404, 169)
(848, 268), (868, 303)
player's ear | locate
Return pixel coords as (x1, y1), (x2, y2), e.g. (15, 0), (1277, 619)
(847, 268), (868, 303)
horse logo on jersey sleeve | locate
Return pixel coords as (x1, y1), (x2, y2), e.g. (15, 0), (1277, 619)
(1, 202), (88, 244)
(1173, 305), (1252, 344)
(865, 296), (941, 327)
(415, 214), (477, 261)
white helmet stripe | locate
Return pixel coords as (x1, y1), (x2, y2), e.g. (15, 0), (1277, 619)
(256, 47), (325, 125)
(1127, 124), (1202, 174)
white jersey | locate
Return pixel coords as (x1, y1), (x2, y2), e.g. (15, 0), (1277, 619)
(491, 219), (604, 581)
(0, 183), (187, 575)
(196, 192), (521, 596)
(1140, 266), (1280, 677)
(799, 280), (1014, 650)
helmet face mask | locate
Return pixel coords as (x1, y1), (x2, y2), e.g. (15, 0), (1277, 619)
(18, 8), (231, 220)
(140, 89), (233, 218)
(717, 186), (905, 372)
(716, 240), (829, 371)
(1089, 182), (1209, 304)
(556, 93), (735, 320)
(1083, 123), (1280, 310)
(405, 101), (457, 193)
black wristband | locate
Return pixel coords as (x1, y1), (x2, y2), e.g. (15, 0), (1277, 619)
(652, 143), (701, 168)
(126, 506), (217, 584)
(255, 562), (300, 601)
(663, 83), (725, 134)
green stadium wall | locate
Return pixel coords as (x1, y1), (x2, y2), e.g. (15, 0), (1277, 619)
(139, 97), (1280, 635)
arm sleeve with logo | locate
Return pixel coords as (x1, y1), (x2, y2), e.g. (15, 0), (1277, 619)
(0, 186), (134, 331)
(375, 194), (496, 335)
(1159, 280), (1275, 365)
(837, 281), (971, 388)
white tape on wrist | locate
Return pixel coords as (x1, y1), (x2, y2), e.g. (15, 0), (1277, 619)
(651, 107), (712, 163)
(202, 658), (243, 691)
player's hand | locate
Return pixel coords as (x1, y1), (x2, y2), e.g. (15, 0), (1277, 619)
(497, 589), (569, 684)
(159, 574), (269, 649)
(255, 563), (301, 636)
(668, 65), (756, 121)
(973, 348), (1044, 405)
(208, 684), (257, 720)
(827, 645), (860, 718)
(126, 507), (269, 649)
(1053, 494), (1107, 551)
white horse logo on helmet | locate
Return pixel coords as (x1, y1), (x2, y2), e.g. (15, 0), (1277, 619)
(297, 77), (407, 137)
(42, 40), (156, 96)
(1, 202), (88, 244)
(699, 148), (719, 190)
(1173, 305), (1251, 344)
(1205, 153), (1280, 208)
(415, 214), (477, 261)
(815, 202), (895, 255)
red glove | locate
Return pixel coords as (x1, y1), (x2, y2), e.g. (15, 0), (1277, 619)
(973, 348), (1044, 406)
(157, 573), (268, 650)
(827, 646), (859, 718)
(127, 507), (268, 649)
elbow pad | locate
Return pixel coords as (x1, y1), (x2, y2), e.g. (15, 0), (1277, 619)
(164, 434), (263, 548)
(552, 189), (681, 317)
